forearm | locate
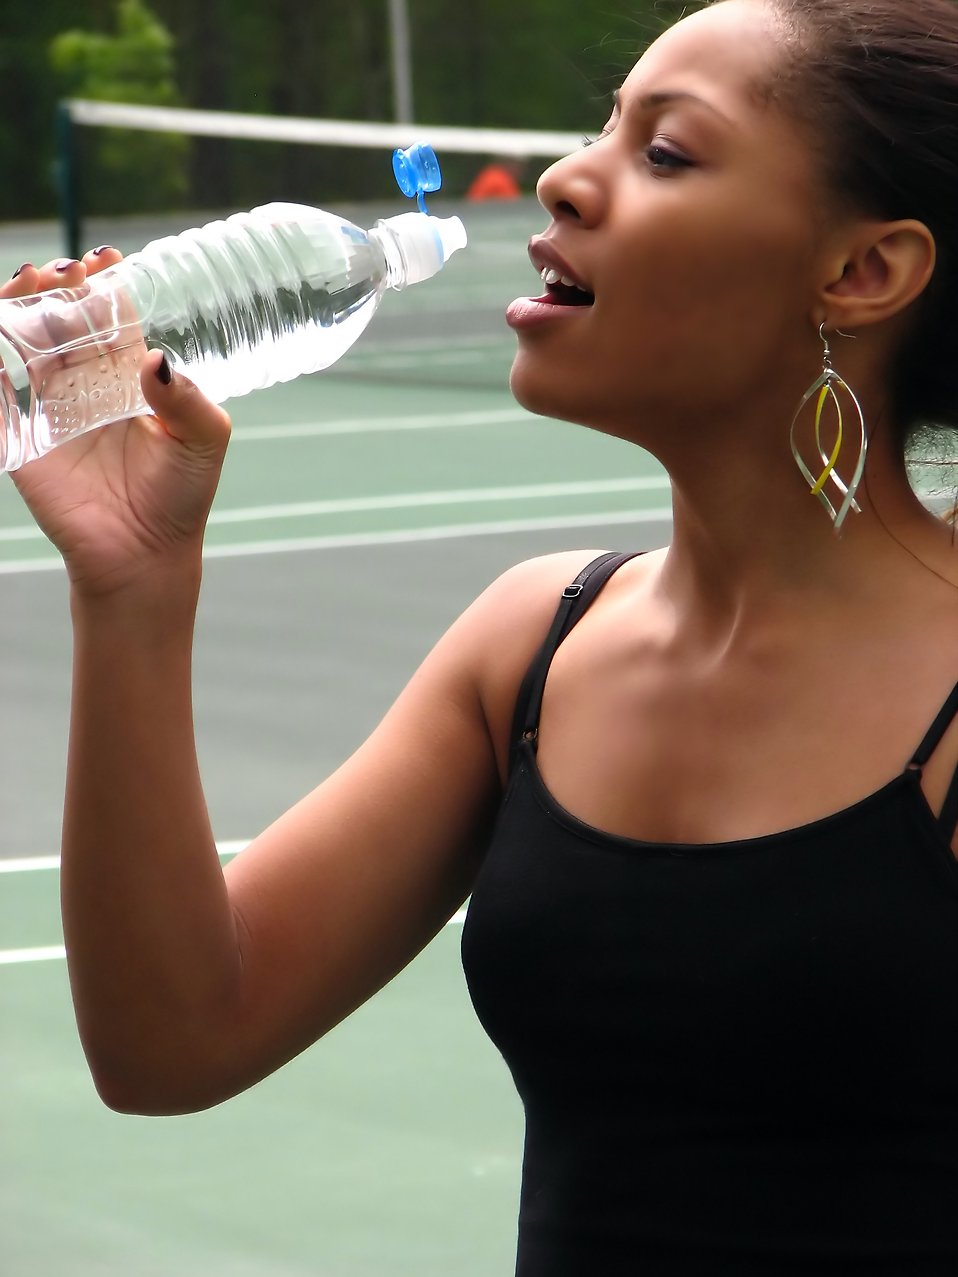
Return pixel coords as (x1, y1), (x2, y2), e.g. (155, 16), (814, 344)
(62, 577), (242, 1110)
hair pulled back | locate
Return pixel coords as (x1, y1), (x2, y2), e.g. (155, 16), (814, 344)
(750, 0), (958, 444)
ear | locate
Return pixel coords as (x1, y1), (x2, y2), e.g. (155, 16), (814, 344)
(818, 219), (936, 331)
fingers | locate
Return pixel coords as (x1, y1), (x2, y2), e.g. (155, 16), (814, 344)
(0, 261), (40, 300)
(82, 245), (123, 277)
(139, 350), (233, 454)
(0, 255), (85, 301)
(0, 247), (123, 301)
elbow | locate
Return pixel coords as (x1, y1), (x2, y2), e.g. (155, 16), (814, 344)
(94, 1080), (203, 1117)
(91, 1063), (221, 1117)
(77, 980), (251, 1116)
(83, 1037), (240, 1117)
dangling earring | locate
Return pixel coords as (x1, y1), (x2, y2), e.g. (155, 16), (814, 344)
(790, 324), (868, 532)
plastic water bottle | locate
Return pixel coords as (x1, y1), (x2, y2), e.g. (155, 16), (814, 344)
(0, 143), (466, 470)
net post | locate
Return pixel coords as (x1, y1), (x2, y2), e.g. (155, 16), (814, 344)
(55, 101), (81, 261)
(388, 0), (414, 123)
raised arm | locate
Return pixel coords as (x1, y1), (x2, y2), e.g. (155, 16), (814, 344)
(3, 254), (587, 1117)
(61, 549), (512, 1116)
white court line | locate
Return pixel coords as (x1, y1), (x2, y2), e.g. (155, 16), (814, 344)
(0, 855), (60, 873)
(0, 850), (471, 924)
(0, 507), (673, 576)
(232, 406), (529, 443)
(206, 476), (669, 527)
(0, 840), (250, 874)
(0, 858), (470, 965)
(2, 915), (468, 966)
(0, 472), (667, 544)
(0, 945), (66, 966)
(202, 509), (673, 559)
(347, 349), (492, 370)
(341, 333), (506, 357)
(0, 406), (530, 491)
(0, 406), (540, 548)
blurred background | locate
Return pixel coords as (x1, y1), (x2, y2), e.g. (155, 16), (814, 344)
(0, 0), (693, 224)
(0, 4), (681, 1275)
(1, 6), (953, 1275)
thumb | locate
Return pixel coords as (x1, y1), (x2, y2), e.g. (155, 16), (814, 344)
(139, 350), (232, 454)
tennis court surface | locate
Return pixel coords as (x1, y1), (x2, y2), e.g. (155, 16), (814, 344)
(0, 199), (671, 1275)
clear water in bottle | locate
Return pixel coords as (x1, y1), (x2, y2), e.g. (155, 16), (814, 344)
(0, 187), (465, 470)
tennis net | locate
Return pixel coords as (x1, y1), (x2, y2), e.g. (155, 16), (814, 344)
(52, 99), (581, 394)
(57, 98), (580, 257)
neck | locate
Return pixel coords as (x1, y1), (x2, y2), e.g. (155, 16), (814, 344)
(650, 399), (955, 647)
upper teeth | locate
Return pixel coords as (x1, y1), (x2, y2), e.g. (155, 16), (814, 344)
(541, 267), (582, 289)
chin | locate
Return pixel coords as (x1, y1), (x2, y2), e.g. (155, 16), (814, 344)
(509, 358), (587, 425)
(509, 359), (670, 453)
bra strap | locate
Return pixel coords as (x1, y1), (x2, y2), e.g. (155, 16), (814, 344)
(910, 679), (958, 840)
(940, 773), (958, 844)
(910, 680), (958, 768)
(509, 551), (641, 773)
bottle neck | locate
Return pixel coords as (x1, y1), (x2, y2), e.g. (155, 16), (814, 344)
(367, 224), (407, 290)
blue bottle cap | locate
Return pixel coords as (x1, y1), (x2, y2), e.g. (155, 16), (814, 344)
(392, 142), (442, 214)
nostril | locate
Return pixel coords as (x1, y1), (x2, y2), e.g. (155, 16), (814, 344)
(555, 200), (581, 220)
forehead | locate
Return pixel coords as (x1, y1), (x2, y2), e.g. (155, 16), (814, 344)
(621, 1), (787, 117)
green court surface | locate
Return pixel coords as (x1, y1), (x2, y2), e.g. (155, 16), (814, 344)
(0, 201), (671, 1275)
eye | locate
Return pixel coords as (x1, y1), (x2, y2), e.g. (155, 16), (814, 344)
(646, 144), (694, 173)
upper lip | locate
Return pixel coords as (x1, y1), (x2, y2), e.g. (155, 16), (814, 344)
(528, 236), (592, 294)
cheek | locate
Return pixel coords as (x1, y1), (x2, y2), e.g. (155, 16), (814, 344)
(508, 192), (817, 426)
(626, 213), (801, 325)
(608, 205), (815, 384)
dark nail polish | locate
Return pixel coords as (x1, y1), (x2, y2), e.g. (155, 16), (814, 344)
(11, 263), (32, 278)
(156, 355), (173, 385)
(93, 245), (115, 256)
(55, 258), (77, 272)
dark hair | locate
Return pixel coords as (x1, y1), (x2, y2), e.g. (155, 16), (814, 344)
(738, 0), (958, 448)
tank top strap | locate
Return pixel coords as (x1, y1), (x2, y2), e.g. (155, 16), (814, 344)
(909, 679), (958, 841)
(509, 551), (642, 773)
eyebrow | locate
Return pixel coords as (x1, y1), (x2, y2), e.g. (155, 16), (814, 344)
(613, 88), (732, 124)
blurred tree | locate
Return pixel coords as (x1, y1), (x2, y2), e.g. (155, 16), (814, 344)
(150, 0), (395, 208)
(48, 0), (188, 214)
(0, 0), (115, 220)
(0, 0), (689, 221)
(406, 0), (657, 195)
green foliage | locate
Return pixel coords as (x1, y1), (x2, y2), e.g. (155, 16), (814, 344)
(2, 0), (682, 222)
(49, 0), (188, 214)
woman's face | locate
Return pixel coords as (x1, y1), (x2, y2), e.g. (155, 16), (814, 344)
(508, 0), (832, 445)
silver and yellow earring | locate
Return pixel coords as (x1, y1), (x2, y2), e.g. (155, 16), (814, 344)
(790, 324), (868, 532)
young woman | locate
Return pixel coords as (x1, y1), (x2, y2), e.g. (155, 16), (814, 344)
(4, 0), (957, 1271)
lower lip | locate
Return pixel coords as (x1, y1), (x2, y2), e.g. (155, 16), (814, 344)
(505, 295), (589, 330)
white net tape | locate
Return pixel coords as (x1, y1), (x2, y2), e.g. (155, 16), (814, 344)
(65, 99), (582, 160)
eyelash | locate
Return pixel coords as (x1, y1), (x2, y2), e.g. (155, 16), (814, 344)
(580, 133), (693, 173)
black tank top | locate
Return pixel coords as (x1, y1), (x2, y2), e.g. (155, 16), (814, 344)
(462, 552), (958, 1276)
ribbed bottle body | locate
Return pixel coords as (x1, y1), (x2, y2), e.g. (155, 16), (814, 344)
(132, 206), (390, 400)
(0, 205), (390, 470)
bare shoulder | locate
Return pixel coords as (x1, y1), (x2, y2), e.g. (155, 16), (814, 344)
(459, 548), (660, 779)
(464, 544), (662, 640)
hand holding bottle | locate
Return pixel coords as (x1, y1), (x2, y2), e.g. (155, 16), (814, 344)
(1, 252), (232, 600)
(0, 146), (464, 596)
(0, 148), (465, 474)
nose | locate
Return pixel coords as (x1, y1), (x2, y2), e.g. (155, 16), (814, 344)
(536, 148), (606, 227)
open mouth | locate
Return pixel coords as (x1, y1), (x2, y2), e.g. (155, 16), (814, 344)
(538, 267), (595, 307)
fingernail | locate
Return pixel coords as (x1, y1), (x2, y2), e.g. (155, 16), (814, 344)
(55, 258), (78, 272)
(155, 354), (173, 385)
(93, 245), (115, 256)
(11, 262), (32, 278)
